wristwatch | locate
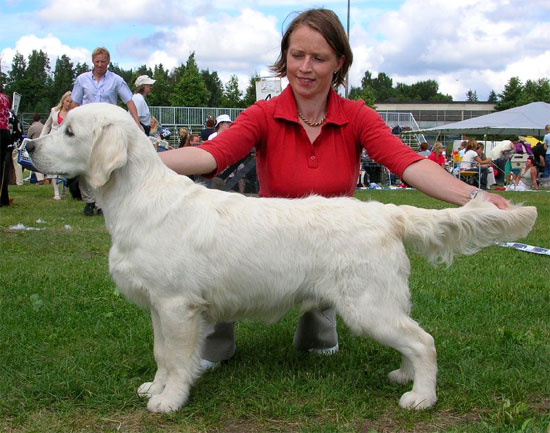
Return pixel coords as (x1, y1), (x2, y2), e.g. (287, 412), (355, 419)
(469, 188), (481, 201)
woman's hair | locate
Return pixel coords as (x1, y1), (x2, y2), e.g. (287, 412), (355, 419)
(55, 91), (72, 111)
(178, 127), (190, 146)
(205, 116), (215, 128)
(419, 142), (429, 151)
(432, 142), (443, 152)
(270, 8), (353, 88)
(150, 117), (159, 133)
(466, 139), (478, 151)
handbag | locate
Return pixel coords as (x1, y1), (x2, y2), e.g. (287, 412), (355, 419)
(16, 138), (37, 171)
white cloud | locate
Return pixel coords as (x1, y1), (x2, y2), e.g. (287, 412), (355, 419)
(36, 0), (195, 26)
(125, 9), (281, 78)
(1, 34), (89, 70)
(2, 0), (550, 100)
(347, 0), (550, 99)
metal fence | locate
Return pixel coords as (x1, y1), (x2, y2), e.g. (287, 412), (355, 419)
(150, 106), (245, 132)
(20, 107), (422, 149)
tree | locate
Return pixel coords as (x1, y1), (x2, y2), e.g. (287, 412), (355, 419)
(51, 54), (74, 103)
(371, 72), (394, 101)
(201, 69), (224, 107)
(348, 85), (376, 107)
(147, 64), (172, 107)
(74, 62), (89, 76)
(242, 74), (260, 107)
(108, 63), (133, 86)
(487, 90), (498, 102)
(222, 75), (242, 107)
(354, 70), (393, 103)
(519, 78), (550, 105)
(170, 53), (210, 107)
(408, 80), (451, 102)
(23, 50), (52, 112)
(496, 77), (523, 111)
(466, 89), (478, 102)
(5, 52), (27, 99)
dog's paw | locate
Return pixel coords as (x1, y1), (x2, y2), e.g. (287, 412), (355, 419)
(398, 391), (437, 410)
(388, 368), (413, 385)
(147, 393), (186, 413)
(137, 381), (164, 398)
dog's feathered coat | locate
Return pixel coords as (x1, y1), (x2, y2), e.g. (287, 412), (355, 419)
(27, 103), (537, 413)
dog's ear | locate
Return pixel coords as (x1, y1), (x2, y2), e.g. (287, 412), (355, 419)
(88, 122), (128, 188)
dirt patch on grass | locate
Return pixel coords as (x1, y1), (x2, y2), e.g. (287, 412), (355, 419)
(356, 409), (481, 433)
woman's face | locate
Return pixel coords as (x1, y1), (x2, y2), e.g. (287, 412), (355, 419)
(62, 96), (72, 111)
(286, 24), (344, 101)
(143, 84), (153, 96)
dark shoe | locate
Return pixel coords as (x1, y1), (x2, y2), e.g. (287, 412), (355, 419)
(83, 202), (95, 216)
(95, 208), (103, 216)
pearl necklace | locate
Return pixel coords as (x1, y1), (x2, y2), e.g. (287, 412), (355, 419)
(298, 111), (327, 127)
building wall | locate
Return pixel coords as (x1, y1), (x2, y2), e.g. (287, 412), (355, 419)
(375, 102), (496, 129)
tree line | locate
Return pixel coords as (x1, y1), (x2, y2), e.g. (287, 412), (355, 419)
(351, 70), (550, 111)
(1, 49), (549, 114)
(0, 50), (259, 114)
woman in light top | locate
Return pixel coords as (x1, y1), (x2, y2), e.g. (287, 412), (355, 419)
(132, 75), (156, 136)
(40, 91), (74, 199)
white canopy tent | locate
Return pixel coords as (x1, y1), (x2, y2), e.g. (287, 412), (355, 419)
(418, 101), (550, 136)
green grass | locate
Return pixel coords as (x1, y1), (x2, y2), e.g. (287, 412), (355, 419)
(1, 184), (549, 433)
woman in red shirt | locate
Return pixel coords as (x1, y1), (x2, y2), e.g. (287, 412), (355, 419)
(160, 8), (509, 368)
(428, 142), (446, 167)
(0, 84), (12, 207)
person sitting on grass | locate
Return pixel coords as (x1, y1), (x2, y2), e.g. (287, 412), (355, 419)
(505, 156), (539, 191)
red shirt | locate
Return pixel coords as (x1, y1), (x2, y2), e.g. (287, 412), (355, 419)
(200, 86), (422, 198)
(0, 92), (10, 130)
(428, 152), (446, 166)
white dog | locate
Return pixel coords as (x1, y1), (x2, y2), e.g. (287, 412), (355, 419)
(26, 103), (537, 413)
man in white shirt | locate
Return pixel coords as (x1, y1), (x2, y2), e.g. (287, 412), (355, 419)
(72, 47), (141, 215)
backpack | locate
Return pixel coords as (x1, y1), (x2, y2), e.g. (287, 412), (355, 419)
(532, 141), (545, 161)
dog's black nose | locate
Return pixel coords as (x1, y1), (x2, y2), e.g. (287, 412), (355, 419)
(25, 140), (35, 153)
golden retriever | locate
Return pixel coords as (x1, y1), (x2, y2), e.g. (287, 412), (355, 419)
(26, 103), (537, 413)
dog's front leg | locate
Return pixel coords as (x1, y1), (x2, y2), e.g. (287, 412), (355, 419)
(138, 307), (168, 398)
(146, 299), (203, 413)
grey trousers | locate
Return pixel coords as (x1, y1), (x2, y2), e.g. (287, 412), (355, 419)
(79, 177), (95, 204)
(201, 307), (338, 362)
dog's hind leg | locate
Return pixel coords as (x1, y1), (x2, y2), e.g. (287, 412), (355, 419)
(138, 307), (168, 398)
(338, 291), (437, 410)
(386, 317), (437, 410)
(146, 299), (204, 413)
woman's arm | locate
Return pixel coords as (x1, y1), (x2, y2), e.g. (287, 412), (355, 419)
(531, 167), (539, 189)
(474, 155), (492, 165)
(158, 146), (217, 175)
(402, 159), (509, 209)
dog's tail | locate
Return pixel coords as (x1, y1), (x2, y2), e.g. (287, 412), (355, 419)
(397, 196), (537, 266)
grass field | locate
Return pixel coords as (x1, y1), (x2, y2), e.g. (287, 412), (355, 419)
(1, 184), (549, 433)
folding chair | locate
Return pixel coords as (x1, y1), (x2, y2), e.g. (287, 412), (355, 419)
(451, 153), (481, 188)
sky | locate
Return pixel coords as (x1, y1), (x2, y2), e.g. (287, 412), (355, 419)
(1, 0), (549, 101)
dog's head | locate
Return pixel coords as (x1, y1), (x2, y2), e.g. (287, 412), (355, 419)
(27, 103), (135, 188)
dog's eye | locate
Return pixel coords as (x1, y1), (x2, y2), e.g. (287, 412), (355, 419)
(65, 127), (74, 137)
